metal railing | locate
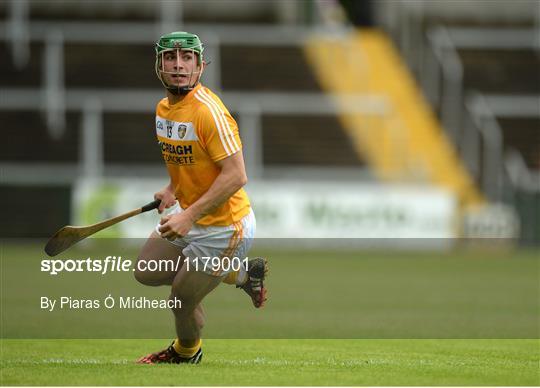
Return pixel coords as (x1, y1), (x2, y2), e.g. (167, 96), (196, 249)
(2, 2), (392, 184)
(43, 29), (65, 139)
(387, 1), (539, 197)
(394, 20), (538, 200)
(7, 0), (29, 70)
(430, 28), (539, 199)
(4, 1), (536, 196)
(0, 85), (388, 183)
(385, 2), (540, 244)
(1, 17), (414, 189)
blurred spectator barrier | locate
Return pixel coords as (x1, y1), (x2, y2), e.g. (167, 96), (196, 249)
(72, 178), (459, 247)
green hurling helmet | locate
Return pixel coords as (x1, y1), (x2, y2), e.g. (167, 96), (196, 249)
(155, 31), (204, 64)
(155, 31), (205, 95)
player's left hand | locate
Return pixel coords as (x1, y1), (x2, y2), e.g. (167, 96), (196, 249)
(158, 213), (194, 240)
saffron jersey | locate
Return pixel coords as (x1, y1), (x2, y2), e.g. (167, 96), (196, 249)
(155, 84), (251, 226)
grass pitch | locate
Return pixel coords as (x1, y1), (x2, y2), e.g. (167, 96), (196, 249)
(1, 339), (539, 386)
(1, 241), (539, 385)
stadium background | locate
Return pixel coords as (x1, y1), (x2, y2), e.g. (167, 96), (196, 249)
(1, 0), (539, 386)
(1, 0), (538, 244)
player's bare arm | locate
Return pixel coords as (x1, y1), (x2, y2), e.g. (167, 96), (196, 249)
(158, 150), (247, 239)
(153, 179), (176, 214)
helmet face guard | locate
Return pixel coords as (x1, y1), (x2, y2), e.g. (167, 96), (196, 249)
(155, 32), (205, 95)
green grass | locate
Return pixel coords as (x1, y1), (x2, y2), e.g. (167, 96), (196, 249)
(1, 242), (539, 385)
(1, 339), (539, 386)
(2, 242), (538, 339)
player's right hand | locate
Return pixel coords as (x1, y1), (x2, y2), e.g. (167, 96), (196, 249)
(154, 186), (176, 214)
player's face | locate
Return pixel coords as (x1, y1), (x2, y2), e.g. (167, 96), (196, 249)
(160, 49), (201, 88)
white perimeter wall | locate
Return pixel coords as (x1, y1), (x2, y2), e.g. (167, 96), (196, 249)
(73, 179), (457, 248)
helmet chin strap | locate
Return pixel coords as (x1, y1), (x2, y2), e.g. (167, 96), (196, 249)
(166, 83), (198, 96)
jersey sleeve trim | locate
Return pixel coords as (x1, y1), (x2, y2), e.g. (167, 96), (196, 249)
(194, 89), (240, 157)
(211, 147), (240, 163)
(199, 88), (240, 153)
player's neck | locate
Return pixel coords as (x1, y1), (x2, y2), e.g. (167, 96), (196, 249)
(166, 83), (200, 105)
(166, 91), (186, 105)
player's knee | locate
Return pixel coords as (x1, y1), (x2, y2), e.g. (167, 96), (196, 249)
(133, 268), (147, 285)
(134, 264), (156, 286)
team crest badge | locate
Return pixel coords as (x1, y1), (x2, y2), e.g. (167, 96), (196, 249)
(178, 124), (187, 139)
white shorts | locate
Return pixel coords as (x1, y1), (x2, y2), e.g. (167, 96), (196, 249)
(155, 204), (256, 276)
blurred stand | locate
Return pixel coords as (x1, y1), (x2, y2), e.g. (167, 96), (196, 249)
(0, 0), (538, 247)
(372, 0), (539, 246)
